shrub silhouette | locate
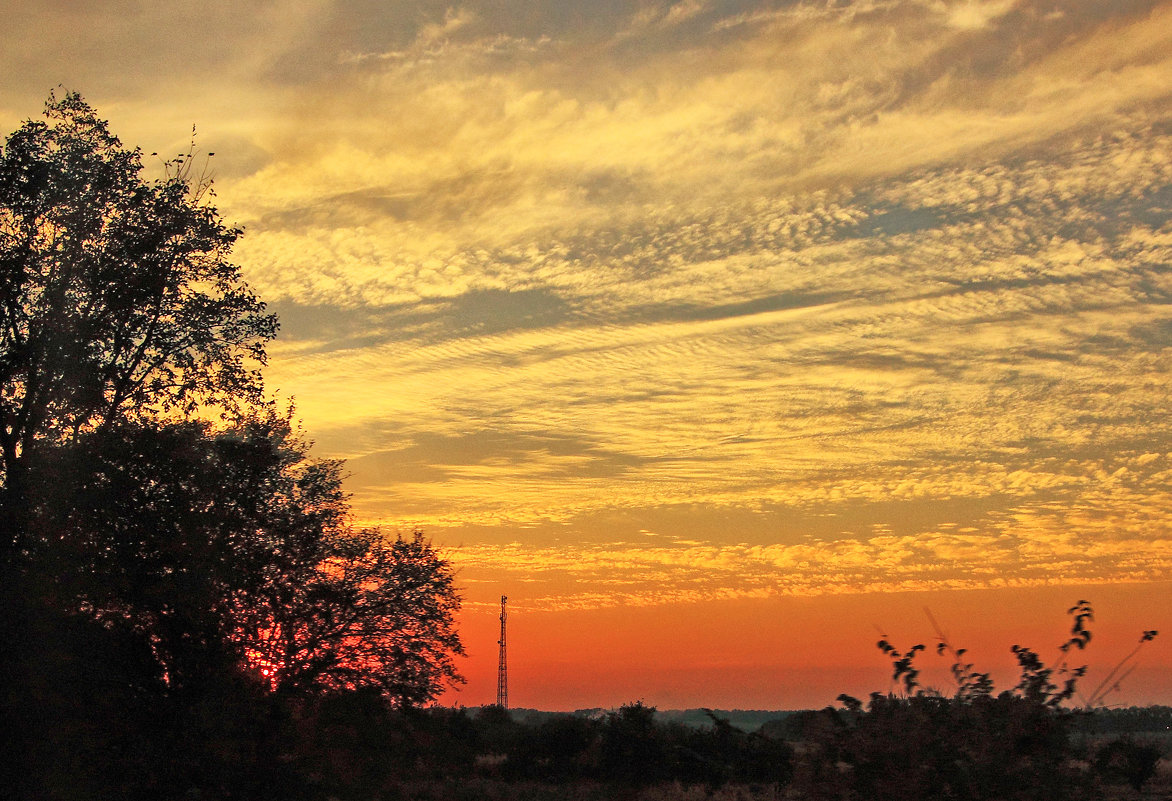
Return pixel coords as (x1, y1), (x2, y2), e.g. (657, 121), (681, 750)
(1093, 737), (1163, 792)
(654, 710), (789, 788)
(600, 701), (667, 785)
(520, 713), (601, 781)
(802, 692), (1087, 801)
(789, 600), (1160, 801)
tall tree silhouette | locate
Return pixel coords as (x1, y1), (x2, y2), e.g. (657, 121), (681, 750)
(0, 95), (462, 798)
(0, 90), (276, 556)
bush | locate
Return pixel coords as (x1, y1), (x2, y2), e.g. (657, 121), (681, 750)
(1094, 736), (1164, 792)
(786, 600), (1159, 801)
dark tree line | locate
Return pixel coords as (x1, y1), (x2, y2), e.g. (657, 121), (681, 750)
(0, 93), (462, 800)
(254, 695), (1165, 801)
(281, 699), (794, 799)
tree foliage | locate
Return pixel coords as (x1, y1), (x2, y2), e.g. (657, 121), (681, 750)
(0, 91), (276, 528)
(239, 526), (465, 705)
(0, 93), (464, 798)
(27, 407), (463, 707)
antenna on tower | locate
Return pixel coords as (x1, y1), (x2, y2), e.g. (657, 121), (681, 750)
(496, 595), (508, 709)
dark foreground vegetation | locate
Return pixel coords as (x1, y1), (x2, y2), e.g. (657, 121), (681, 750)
(0, 94), (462, 799)
(263, 679), (1170, 801)
(11, 688), (1163, 801)
(9, 678), (1168, 800)
(1, 94), (1167, 800)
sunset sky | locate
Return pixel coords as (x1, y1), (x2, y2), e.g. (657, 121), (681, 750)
(3, 0), (1171, 711)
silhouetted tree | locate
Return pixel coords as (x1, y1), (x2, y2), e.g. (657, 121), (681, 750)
(0, 93), (466, 798)
(600, 701), (667, 785)
(27, 407), (463, 706)
(0, 90), (274, 799)
(0, 90), (276, 558)
(233, 496), (465, 705)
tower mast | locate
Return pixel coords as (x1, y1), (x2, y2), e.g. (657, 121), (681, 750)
(496, 595), (508, 709)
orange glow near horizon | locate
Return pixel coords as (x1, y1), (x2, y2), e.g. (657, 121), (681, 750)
(444, 583), (1172, 711)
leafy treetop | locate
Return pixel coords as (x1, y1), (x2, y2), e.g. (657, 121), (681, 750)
(0, 90), (276, 487)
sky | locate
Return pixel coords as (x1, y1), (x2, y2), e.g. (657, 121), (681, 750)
(3, 0), (1171, 711)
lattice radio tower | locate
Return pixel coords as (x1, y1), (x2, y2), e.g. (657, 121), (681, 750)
(496, 595), (509, 708)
